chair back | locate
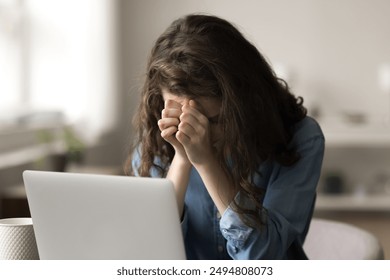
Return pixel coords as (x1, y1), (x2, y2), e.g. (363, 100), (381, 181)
(303, 218), (384, 260)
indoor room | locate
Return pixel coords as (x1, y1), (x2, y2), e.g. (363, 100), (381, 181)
(1, 0), (389, 260)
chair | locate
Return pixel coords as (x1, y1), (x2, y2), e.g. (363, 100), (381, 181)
(303, 218), (385, 260)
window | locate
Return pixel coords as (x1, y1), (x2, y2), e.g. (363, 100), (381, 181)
(0, 0), (23, 116)
(0, 0), (118, 144)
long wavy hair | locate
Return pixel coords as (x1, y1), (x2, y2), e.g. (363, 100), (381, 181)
(126, 14), (307, 228)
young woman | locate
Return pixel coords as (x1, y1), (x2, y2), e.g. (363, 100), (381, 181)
(127, 14), (325, 260)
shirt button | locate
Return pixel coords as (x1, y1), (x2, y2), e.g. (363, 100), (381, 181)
(218, 245), (224, 253)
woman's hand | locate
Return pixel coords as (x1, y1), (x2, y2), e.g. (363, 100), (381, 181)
(160, 97), (232, 215)
(176, 100), (215, 166)
(158, 99), (192, 216)
(158, 99), (189, 164)
(177, 100), (233, 214)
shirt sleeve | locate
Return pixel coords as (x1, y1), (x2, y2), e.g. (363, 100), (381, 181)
(131, 146), (165, 178)
(131, 147), (141, 177)
(219, 133), (325, 259)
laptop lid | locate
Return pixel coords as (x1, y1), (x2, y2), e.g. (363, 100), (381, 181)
(23, 170), (186, 260)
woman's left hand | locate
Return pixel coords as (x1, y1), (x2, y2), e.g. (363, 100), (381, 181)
(176, 100), (215, 166)
(177, 100), (233, 215)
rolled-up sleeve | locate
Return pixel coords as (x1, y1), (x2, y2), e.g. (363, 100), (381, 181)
(220, 134), (325, 259)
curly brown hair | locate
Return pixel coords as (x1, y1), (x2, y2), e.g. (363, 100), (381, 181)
(126, 14), (307, 228)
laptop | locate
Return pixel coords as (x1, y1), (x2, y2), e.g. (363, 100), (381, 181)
(23, 170), (186, 260)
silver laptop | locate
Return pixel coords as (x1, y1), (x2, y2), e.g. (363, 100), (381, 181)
(23, 170), (186, 260)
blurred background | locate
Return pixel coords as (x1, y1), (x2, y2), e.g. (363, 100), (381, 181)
(1, 0), (390, 258)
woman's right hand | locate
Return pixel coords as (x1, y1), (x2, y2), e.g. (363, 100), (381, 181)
(158, 99), (189, 163)
(159, 99), (191, 216)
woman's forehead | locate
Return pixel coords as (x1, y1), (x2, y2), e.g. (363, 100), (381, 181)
(161, 89), (221, 115)
(161, 89), (188, 104)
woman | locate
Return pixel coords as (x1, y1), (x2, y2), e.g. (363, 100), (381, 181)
(127, 14), (325, 259)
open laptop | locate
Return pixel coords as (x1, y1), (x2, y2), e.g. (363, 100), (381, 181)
(23, 170), (186, 260)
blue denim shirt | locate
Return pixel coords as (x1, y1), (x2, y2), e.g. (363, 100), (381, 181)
(132, 116), (325, 260)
